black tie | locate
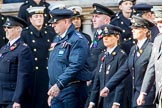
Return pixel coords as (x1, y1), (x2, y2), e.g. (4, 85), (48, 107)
(6, 43), (10, 50)
(134, 46), (139, 64)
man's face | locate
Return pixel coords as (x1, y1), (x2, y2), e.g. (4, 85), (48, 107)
(92, 14), (110, 29)
(119, 1), (133, 13)
(72, 16), (81, 30)
(4, 26), (18, 41)
(30, 14), (44, 28)
(51, 19), (67, 35)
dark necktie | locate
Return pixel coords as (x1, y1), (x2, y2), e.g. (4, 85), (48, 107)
(6, 43), (10, 50)
(134, 46), (139, 64)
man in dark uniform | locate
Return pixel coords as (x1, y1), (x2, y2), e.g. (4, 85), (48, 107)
(89, 3), (114, 72)
(132, 3), (159, 42)
(18, 0), (50, 26)
(111, 0), (136, 55)
(47, 6), (91, 108)
(85, 4), (115, 108)
(20, 6), (56, 108)
(0, 0), (8, 48)
(0, 15), (33, 108)
(68, 6), (92, 45)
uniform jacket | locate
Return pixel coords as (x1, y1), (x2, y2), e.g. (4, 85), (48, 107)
(18, 0), (50, 26)
(21, 25), (55, 108)
(0, 14), (8, 48)
(90, 46), (127, 108)
(150, 25), (159, 42)
(89, 31), (106, 73)
(48, 24), (92, 90)
(0, 39), (33, 107)
(110, 12), (135, 54)
(141, 34), (162, 103)
(106, 39), (155, 107)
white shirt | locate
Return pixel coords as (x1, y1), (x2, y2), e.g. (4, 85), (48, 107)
(9, 36), (20, 46)
(60, 30), (68, 39)
(137, 38), (147, 49)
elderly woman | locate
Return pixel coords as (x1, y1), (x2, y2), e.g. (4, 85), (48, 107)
(88, 24), (127, 108)
(100, 15), (156, 108)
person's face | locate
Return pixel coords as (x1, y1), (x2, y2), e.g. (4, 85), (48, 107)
(30, 14), (44, 28)
(4, 26), (19, 41)
(51, 19), (67, 35)
(103, 35), (119, 48)
(119, 1), (133, 13)
(132, 27), (148, 40)
(72, 16), (81, 30)
(142, 12), (152, 22)
(92, 14), (110, 29)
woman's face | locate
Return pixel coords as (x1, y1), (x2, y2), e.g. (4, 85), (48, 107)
(72, 16), (82, 30)
(30, 14), (44, 28)
(132, 27), (148, 40)
(103, 34), (119, 48)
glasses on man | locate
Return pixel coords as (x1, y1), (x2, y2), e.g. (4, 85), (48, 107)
(3, 26), (13, 29)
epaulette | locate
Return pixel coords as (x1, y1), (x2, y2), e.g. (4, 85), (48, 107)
(76, 32), (83, 38)
(23, 43), (28, 46)
(120, 50), (126, 54)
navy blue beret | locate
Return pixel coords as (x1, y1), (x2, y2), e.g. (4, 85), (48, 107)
(91, 3), (114, 17)
(3, 15), (27, 28)
(101, 24), (122, 36)
(48, 8), (73, 23)
(131, 15), (154, 29)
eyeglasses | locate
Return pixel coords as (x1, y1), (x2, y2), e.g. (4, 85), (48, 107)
(4, 26), (13, 29)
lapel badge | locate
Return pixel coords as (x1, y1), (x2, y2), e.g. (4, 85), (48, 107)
(10, 44), (17, 51)
(112, 52), (116, 56)
(139, 49), (143, 54)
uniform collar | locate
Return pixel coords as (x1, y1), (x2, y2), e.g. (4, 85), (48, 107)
(9, 36), (20, 46)
(107, 45), (117, 54)
(137, 38), (147, 49)
(60, 30), (68, 39)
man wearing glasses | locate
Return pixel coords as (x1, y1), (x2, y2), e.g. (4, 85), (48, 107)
(0, 15), (33, 108)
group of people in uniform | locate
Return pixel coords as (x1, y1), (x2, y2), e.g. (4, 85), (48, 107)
(1, 0), (162, 108)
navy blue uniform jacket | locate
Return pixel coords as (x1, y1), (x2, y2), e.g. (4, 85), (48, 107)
(48, 24), (92, 90)
(90, 46), (127, 108)
(0, 39), (33, 107)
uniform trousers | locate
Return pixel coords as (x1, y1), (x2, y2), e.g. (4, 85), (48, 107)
(51, 82), (88, 108)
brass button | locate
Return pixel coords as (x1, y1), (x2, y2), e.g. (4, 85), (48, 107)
(35, 66), (39, 70)
(35, 58), (38, 61)
(34, 49), (37, 52)
(32, 40), (36, 43)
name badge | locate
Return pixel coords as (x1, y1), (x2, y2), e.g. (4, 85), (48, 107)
(58, 49), (65, 56)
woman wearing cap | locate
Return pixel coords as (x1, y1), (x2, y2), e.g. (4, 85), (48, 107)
(18, 0), (50, 26)
(88, 24), (127, 108)
(20, 6), (56, 108)
(100, 16), (156, 108)
(68, 6), (92, 45)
